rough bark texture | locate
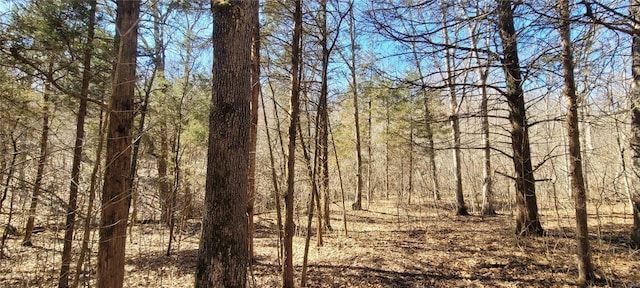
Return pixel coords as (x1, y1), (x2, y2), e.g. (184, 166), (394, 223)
(59, 1), (96, 286)
(496, 0), (543, 236)
(97, 1), (140, 287)
(195, 1), (252, 287)
(284, 1), (302, 286)
(558, 0), (594, 282)
(629, 0), (640, 248)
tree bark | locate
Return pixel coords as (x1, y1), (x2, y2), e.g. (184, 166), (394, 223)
(440, 3), (467, 215)
(73, 111), (106, 288)
(247, 0), (260, 262)
(283, 0), (302, 286)
(58, 1), (96, 286)
(195, 1), (253, 287)
(348, 4), (363, 211)
(558, 0), (595, 282)
(319, 0), (332, 231)
(496, 0), (543, 236)
(23, 80), (51, 246)
(628, 0), (640, 247)
(97, 1), (140, 287)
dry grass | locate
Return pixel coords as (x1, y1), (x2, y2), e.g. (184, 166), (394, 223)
(1, 199), (639, 287)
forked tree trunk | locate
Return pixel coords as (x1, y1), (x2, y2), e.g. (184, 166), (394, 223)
(558, 0), (594, 282)
(58, 1), (96, 286)
(97, 1), (140, 287)
(283, 1), (302, 286)
(629, 0), (640, 248)
(195, 2), (253, 287)
(23, 80), (51, 246)
(496, 0), (543, 236)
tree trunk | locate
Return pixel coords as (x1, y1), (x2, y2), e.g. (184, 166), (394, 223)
(195, 2), (253, 287)
(247, 0), (260, 263)
(319, 0), (332, 230)
(0, 135), (18, 259)
(348, 4), (363, 211)
(260, 88), (284, 265)
(58, 1), (96, 286)
(496, 0), (543, 236)
(406, 20), (440, 203)
(558, 0), (594, 282)
(468, 16), (495, 216)
(23, 80), (51, 246)
(441, 2), (467, 216)
(97, 1), (140, 287)
(283, 1), (302, 286)
(628, 0), (640, 248)
(73, 110), (106, 288)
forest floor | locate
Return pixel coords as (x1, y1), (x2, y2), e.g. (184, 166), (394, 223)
(0, 199), (639, 287)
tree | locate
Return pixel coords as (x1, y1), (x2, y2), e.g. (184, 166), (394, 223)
(59, 0), (97, 286)
(558, 0), (595, 282)
(629, 0), (640, 247)
(97, 1), (140, 287)
(248, 0), (260, 262)
(440, 2), (468, 216)
(496, 0), (543, 236)
(283, 0), (302, 286)
(22, 79), (51, 246)
(346, 2), (364, 211)
(195, 0), (253, 286)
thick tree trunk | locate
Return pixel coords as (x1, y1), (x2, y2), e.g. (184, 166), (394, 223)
(629, 0), (640, 248)
(97, 1), (140, 287)
(247, 0), (260, 262)
(58, 1), (96, 286)
(23, 82), (51, 246)
(283, 1), (302, 287)
(558, 0), (594, 282)
(195, 2), (253, 287)
(496, 0), (543, 236)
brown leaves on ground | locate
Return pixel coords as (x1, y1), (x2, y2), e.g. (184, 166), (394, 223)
(1, 200), (638, 287)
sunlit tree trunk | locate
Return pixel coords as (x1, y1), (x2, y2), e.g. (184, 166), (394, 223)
(628, 0), (640, 247)
(248, 0), (260, 262)
(496, 0), (543, 236)
(195, 1), (253, 287)
(97, 1), (140, 287)
(283, 0), (302, 286)
(59, 1), (96, 286)
(73, 111), (106, 288)
(441, 2), (467, 215)
(319, 0), (331, 231)
(347, 3), (364, 211)
(558, 0), (594, 282)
